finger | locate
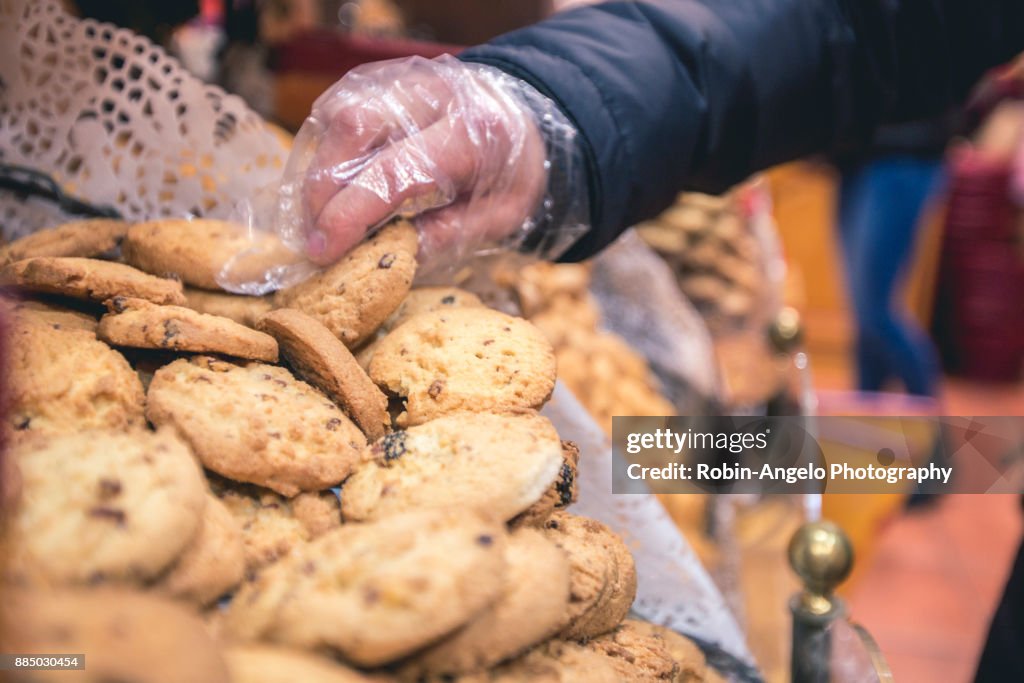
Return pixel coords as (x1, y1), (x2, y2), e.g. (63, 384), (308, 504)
(303, 68), (457, 220)
(308, 114), (484, 264)
(415, 187), (543, 263)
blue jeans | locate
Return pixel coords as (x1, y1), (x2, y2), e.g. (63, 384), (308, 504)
(837, 156), (944, 397)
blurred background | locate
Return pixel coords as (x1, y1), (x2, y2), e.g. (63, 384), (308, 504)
(40, 0), (1024, 680)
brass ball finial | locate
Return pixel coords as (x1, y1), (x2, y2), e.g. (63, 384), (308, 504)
(769, 306), (803, 352)
(788, 520), (854, 615)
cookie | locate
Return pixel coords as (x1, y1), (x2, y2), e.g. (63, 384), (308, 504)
(0, 256), (186, 304)
(122, 218), (302, 290)
(511, 440), (580, 528)
(368, 308), (556, 426)
(341, 412), (563, 523)
(7, 319), (145, 438)
(99, 296), (279, 361)
(513, 262), (593, 318)
(353, 287), (484, 372)
(1, 588), (230, 683)
(257, 308), (389, 440)
(184, 286), (274, 327)
(210, 475), (341, 574)
(451, 640), (620, 683)
(626, 622), (709, 683)
(147, 356), (365, 496)
(0, 218), (129, 265)
(406, 527), (571, 676)
(224, 645), (380, 683)
(157, 493), (246, 606)
(582, 619), (681, 682)
(274, 220), (417, 347)
(224, 508), (506, 667)
(381, 286), (484, 334)
(6, 428), (206, 585)
(1, 294), (99, 332)
(542, 512), (637, 639)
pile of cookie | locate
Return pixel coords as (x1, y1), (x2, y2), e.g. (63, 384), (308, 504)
(0, 217), (722, 682)
(502, 261), (675, 435)
(635, 192), (765, 335)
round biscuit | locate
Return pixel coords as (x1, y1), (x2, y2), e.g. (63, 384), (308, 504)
(147, 356), (365, 496)
(274, 220), (417, 347)
(368, 307), (556, 426)
(341, 412), (563, 523)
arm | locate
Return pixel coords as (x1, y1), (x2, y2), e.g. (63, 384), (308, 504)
(462, 0), (1024, 260)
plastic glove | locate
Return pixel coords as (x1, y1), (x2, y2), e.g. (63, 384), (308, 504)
(277, 55), (588, 272)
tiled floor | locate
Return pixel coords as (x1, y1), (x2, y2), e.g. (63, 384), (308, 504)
(809, 346), (1024, 682)
(846, 494), (1022, 682)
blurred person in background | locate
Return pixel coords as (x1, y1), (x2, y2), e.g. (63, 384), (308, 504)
(834, 116), (955, 398)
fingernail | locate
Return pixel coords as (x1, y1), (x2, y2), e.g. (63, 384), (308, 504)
(305, 230), (326, 258)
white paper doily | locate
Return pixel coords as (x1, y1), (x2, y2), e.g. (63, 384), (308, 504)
(0, 0), (288, 239)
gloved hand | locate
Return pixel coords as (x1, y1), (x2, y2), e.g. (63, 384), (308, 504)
(278, 55), (587, 271)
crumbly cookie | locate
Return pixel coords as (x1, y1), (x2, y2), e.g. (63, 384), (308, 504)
(0, 256), (186, 304)
(341, 412), (563, 523)
(147, 356), (365, 496)
(184, 287), (274, 327)
(224, 645), (381, 683)
(209, 474), (341, 574)
(7, 319), (145, 438)
(224, 508), (506, 667)
(381, 286), (484, 334)
(450, 640), (620, 683)
(1, 294), (99, 332)
(368, 308), (556, 426)
(99, 296), (279, 361)
(274, 221), (417, 347)
(511, 261), (593, 318)
(6, 428), (206, 585)
(582, 619), (681, 682)
(122, 218), (302, 290)
(626, 621), (709, 683)
(257, 308), (389, 440)
(542, 512), (638, 639)
(511, 440), (580, 528)
(1, 588), (230, 683)
(0, 218), (129, 265)
(157, 493), (246, 606)
(407, 527), (571, 676)
(354, 287), (485, 371)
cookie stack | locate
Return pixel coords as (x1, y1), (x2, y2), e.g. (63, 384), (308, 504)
(503, 261), (675, 435)
(0, 218), (720, 682)
(636, 192), (766, 335)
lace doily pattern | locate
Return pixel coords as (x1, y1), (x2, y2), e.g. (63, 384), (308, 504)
(0, 0), (288, 239)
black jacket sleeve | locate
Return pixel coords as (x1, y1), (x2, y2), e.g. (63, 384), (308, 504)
(460, 0), (1024, 261)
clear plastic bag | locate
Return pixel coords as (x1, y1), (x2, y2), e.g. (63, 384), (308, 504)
(221, 54), (590, 293)
(589, 230), (722, 412)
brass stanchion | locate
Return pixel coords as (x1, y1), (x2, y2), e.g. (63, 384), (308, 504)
(788, 520), (854, 683)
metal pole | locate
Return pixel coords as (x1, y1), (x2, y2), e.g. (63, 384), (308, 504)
(788, 520), (854, 683)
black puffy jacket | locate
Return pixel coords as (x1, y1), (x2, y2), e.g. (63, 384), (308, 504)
(460, 0), (1024, 260)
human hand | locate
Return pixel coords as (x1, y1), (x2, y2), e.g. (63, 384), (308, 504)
(292, 55), (552, 267)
